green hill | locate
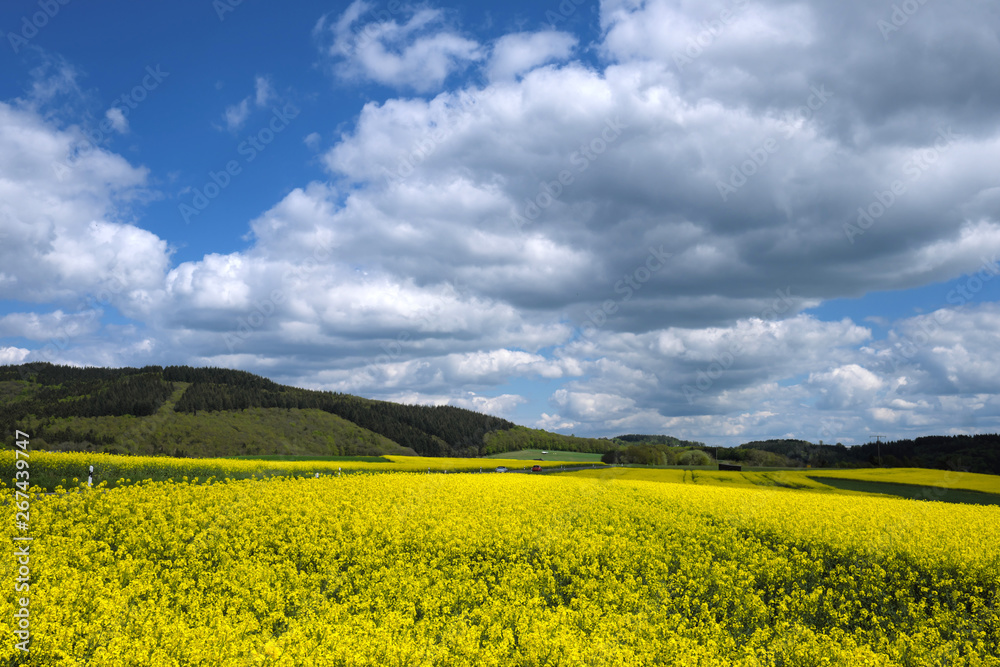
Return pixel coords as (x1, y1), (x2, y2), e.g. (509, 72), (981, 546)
(0, 363), (519, 458)
(3, 374), (413, 458)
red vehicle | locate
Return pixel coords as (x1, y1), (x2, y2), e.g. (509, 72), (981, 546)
(531, 465), (542, 472)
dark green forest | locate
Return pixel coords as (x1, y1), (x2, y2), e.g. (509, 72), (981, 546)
(166, 372), (515, 456)
(1, 363), (516, 457)
(734, 437), (1000, 475)
(482, 426), (617, 455)
(0, 364), (171, 423)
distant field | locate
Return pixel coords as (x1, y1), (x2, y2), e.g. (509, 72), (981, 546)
(225, 455), (390, 462)
(563, 467), (849, 493)
(563, 466), (1000, 505)
(802, 467), (1000, 495)
(809, 476), (1000, 506)
(483, 449), (604, 462)
(0, 451), (573, 492)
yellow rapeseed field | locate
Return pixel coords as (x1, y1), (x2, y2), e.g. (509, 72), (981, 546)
(566, 465), (1000, 499)
(0, 451), (583, 491)
(2, 471), (998, 665)
(565, 467), (845, 492)
(791, 467), (1000, 495)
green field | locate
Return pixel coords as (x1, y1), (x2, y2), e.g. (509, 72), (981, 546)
(483, 448), (604, 462)
(810, 476), (1000, 506)
(802, 466), (1000, 494)
(563, 466), (1000, 506)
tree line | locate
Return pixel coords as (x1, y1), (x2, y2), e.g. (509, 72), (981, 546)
(601, 444), (714, 466)
(598, 434), (713, 465)
(737, 436), (1000, 475)
(597, 434), (1000, 474)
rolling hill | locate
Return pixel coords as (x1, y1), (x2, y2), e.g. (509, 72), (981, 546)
(0, 363), (613, 458)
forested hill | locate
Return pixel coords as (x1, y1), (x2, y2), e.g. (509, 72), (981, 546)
(736, 436), (1000, 476)
(0, 363), (519, 458)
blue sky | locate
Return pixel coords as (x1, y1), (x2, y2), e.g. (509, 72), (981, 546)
(2, 0), (1000, 446)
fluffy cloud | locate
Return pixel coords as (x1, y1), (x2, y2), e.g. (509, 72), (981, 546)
(807, 364), (884, 410)
(864, 302), (1000, 397)
(0, 310), (102, 341)
(375, 390), (527, 418)
(556, 315), (872, 421)
(0, 347), (31, 364)
(5, 1), (1000, 444)
(487, 31), (577, 81)
(105, 107), (128, 134)
(535, 413), (580, 432)
(317, 0), (483, 92)
(0, 100), (169, 308)
(316, 60), (1000, 331)
(553, 389), (636, 421)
